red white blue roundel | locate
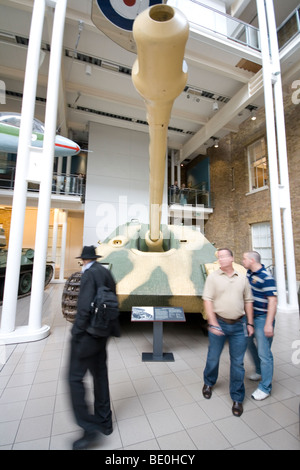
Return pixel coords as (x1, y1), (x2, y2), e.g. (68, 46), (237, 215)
(97, 0), (163, 31)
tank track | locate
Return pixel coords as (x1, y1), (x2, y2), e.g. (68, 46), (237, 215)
(0, 263), (54, 305)
(61, 271), (82, 323)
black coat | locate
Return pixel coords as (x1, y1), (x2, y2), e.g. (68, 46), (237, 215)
(72, 261), (120, 338)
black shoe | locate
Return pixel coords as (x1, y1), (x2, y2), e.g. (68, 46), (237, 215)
(95, 421), (113, 435)
(72, 431), (100, 450)
(232, 401), (243, 417)
(100, 426), (113, 436)
(202, 384), (212, 399)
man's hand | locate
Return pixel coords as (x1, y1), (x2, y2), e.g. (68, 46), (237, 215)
(208, 324), (224, 336)
(264, 323), (274, 337)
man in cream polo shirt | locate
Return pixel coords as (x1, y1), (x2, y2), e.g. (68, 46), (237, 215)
(202, 248), (254, 417)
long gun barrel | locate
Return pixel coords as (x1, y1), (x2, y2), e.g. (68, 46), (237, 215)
(132, 5), (189, 250)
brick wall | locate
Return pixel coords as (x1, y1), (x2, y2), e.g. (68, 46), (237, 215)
(203, 84), (300, 278)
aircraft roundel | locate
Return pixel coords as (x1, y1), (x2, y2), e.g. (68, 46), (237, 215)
(96, 0), (163, 31)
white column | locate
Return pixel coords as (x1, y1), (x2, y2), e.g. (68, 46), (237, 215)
(265, 0), (298, 312)
(171, 149), (175, 184)
(256, 0), (298, 313)
(177, 149), (182, 187)
(56, 156), (63, 194)
(65, 155), (72, 194)
(51, 208), (59, 279)
(0, 0), (46, 336)
(28, 0), (68, 331)
(59, 210), (67, 282)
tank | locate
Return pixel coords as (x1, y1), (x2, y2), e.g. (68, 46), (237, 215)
(62, 5), (215, 321)
(0, 227), (54, 301)
(97, 222), (218, 314)
(62, 5), (233, 322)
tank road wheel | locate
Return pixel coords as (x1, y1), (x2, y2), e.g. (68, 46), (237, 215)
(18, 272), (32, 295)
(45, 264), (54, 287)
(61, 272), (82, 323)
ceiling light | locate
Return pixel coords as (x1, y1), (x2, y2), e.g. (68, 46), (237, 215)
(213, 137), (219, 148)
(85, 65), (92, 76)
(251, 110), (257, 120)
(213, 100), (219, 112)
(101, 60), (120, 72)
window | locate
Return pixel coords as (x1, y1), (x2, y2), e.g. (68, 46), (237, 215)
(251, 222), (273, 268)
(248, 138), (268, 191)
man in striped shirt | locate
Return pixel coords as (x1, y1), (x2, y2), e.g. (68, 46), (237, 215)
(243, 251), (277, 401)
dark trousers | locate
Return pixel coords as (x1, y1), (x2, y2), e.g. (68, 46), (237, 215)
(68, 333), (112, 434)
(203, 317), (248, 402)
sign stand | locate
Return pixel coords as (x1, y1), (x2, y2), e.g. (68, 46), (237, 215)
(131, 306), (185, 362)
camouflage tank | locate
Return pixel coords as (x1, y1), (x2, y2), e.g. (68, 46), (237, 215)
(0, 227), (54, 301)
(97, 221), (217, 313)
(62, 5), (224, 322)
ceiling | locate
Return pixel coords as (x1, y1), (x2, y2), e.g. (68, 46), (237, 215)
(0, 0), (299, 164)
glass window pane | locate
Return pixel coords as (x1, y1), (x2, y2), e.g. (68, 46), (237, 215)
(251, 222), (272, 267)
(248, 138), (268, 190)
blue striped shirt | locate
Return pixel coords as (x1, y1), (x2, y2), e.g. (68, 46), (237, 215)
(247, 265), (277, 315)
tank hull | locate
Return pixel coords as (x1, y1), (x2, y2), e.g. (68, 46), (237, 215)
(96, 222), (217, 316)
(0, 247), (54, 301)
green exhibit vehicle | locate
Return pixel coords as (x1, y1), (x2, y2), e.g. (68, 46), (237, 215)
(0, 227), (54, 301)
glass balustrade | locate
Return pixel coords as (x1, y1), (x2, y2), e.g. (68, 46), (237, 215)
(0, 165), (86, 200)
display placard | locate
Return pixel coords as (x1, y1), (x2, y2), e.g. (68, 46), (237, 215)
(131, 306), (185, 322)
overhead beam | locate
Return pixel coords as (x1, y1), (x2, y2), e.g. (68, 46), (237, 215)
(185, 49), (254, 84)
(182, 69), (264, 160)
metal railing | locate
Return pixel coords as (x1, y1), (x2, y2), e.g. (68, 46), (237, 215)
(277, 5), (300, 50)
(0, 166), (86, 201)
(181, 0), (261, 51)
(168, 185), (213, 208)
(172, 1), (300, 53)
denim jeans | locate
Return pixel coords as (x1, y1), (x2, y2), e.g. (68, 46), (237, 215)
(247, 314), (274, 394)
(203, 317), (248, 402)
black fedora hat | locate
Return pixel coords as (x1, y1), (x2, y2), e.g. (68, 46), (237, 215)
(76, 245), (102, 259)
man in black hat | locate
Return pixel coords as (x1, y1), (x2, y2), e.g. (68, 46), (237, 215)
(68, 245), (120, 450)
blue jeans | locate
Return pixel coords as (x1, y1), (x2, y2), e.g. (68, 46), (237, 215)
(203, 317), (248, 402)
(247, 314), (274, 394)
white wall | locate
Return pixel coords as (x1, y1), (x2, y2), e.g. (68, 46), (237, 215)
(83, 122), (168, 245)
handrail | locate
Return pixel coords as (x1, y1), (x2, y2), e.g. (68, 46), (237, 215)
(277, 5), (300, 50)
(172, 0), (261, 51)
(168, 186), (212, 208)
(0, 166), (86, 200)
(170, 0), (300, 53)
(277, 4), (300, 31)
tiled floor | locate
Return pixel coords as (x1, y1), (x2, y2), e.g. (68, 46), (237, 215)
(0, 282), (299, 450)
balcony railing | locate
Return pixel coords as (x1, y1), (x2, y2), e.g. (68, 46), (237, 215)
(170, 0), (300, 53)
(0, 166), (86, 201)
(168, 184), (213, 208)
(277, 5), (300, 50)
(169, 0), (261, 51)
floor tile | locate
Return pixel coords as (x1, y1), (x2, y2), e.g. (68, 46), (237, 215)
(0, 283), (299, 450)
(147, 408), (184, 437)
(187, 422), (231, 450)
(262, 429), (300, 450)
(118, 415), (155, 447)
(157, 430), (197, 450)
(214, 415), (258, 446)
